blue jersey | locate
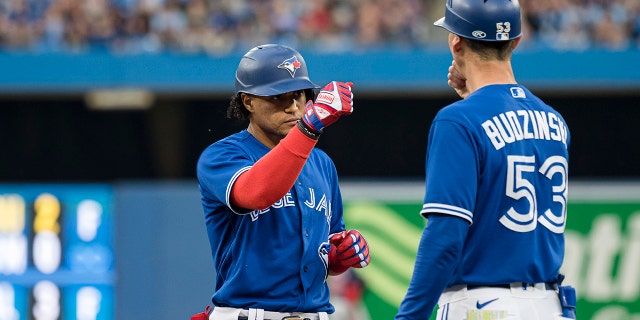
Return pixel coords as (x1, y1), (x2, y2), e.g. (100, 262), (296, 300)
(197, 130), (345, 312)
(421, 84), (570, 285)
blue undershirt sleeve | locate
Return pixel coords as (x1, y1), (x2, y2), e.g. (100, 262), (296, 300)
(395, 214), (469, 320)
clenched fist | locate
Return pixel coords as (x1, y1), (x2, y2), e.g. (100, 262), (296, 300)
(302, 81), (354, 133)
(328, 229), (370, 275)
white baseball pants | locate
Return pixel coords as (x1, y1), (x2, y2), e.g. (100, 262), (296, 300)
(436, 283), (575, 320)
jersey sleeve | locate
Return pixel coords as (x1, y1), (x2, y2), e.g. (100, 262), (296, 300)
(395, 214), (468, 319)
(421, 119), (478, 224)
(197, 141), (255, 214)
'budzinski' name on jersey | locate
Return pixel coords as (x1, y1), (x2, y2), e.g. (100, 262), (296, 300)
(482, 109), (569, 150)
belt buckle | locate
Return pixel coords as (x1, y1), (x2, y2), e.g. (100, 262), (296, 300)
(282, 317), (304, 320)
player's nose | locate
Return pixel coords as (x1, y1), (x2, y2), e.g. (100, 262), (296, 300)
(285, 98), (301, 113)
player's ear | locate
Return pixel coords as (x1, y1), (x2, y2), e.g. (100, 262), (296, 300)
(240, 93), (255, 112)
(449, 33), (463, 54)
(511, 36), (522, 51)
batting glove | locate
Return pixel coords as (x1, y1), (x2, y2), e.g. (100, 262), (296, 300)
(302, 81), (354, 133)
(190, 306), (212, 320)
(328, 229), (370, 275)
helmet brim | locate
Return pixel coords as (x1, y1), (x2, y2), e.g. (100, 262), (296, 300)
(240, 78), (320, 97)
(433, 17), (445, 27)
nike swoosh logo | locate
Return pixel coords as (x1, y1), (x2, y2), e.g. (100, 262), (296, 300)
(476, 298), (499, 309)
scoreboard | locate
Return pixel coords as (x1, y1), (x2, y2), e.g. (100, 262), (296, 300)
(0, 184), (114, 320)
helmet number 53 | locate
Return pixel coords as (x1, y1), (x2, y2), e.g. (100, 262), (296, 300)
(499, 155), (568, 233)
(496, 22), (511, 33)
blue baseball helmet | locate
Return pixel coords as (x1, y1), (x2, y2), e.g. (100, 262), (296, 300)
(235, 44), (319, 96)
(434, 0), (522, 41)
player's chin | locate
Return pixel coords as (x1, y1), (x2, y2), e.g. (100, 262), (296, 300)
(279, 122), (297, 136)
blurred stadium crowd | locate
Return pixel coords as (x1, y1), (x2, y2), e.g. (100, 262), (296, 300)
(1, 0), (639, 55)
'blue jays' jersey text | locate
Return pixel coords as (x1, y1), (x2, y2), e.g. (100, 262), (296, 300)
(421, 84), (571, 285)
(197, 130), (345, 312)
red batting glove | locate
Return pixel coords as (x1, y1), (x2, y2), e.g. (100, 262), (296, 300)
(190, 306), (212, 320)
(302, 81), (354, 133)
(328, 229), (370, 275)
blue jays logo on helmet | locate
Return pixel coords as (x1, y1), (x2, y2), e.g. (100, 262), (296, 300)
(278, 56), (302, 78)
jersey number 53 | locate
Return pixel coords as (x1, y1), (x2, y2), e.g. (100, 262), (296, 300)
(500, 155), (568, 234)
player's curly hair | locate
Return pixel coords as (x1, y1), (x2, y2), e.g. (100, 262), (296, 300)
(227, 94), (250, 120)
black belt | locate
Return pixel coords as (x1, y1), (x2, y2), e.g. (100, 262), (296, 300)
(467, 282), (556, 290)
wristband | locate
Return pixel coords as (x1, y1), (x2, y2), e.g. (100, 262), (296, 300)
(297, 120), (321, 140)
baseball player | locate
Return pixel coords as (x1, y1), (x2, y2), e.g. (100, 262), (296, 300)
(192, 44), (370, 320)
(395, 0), (576, 319)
